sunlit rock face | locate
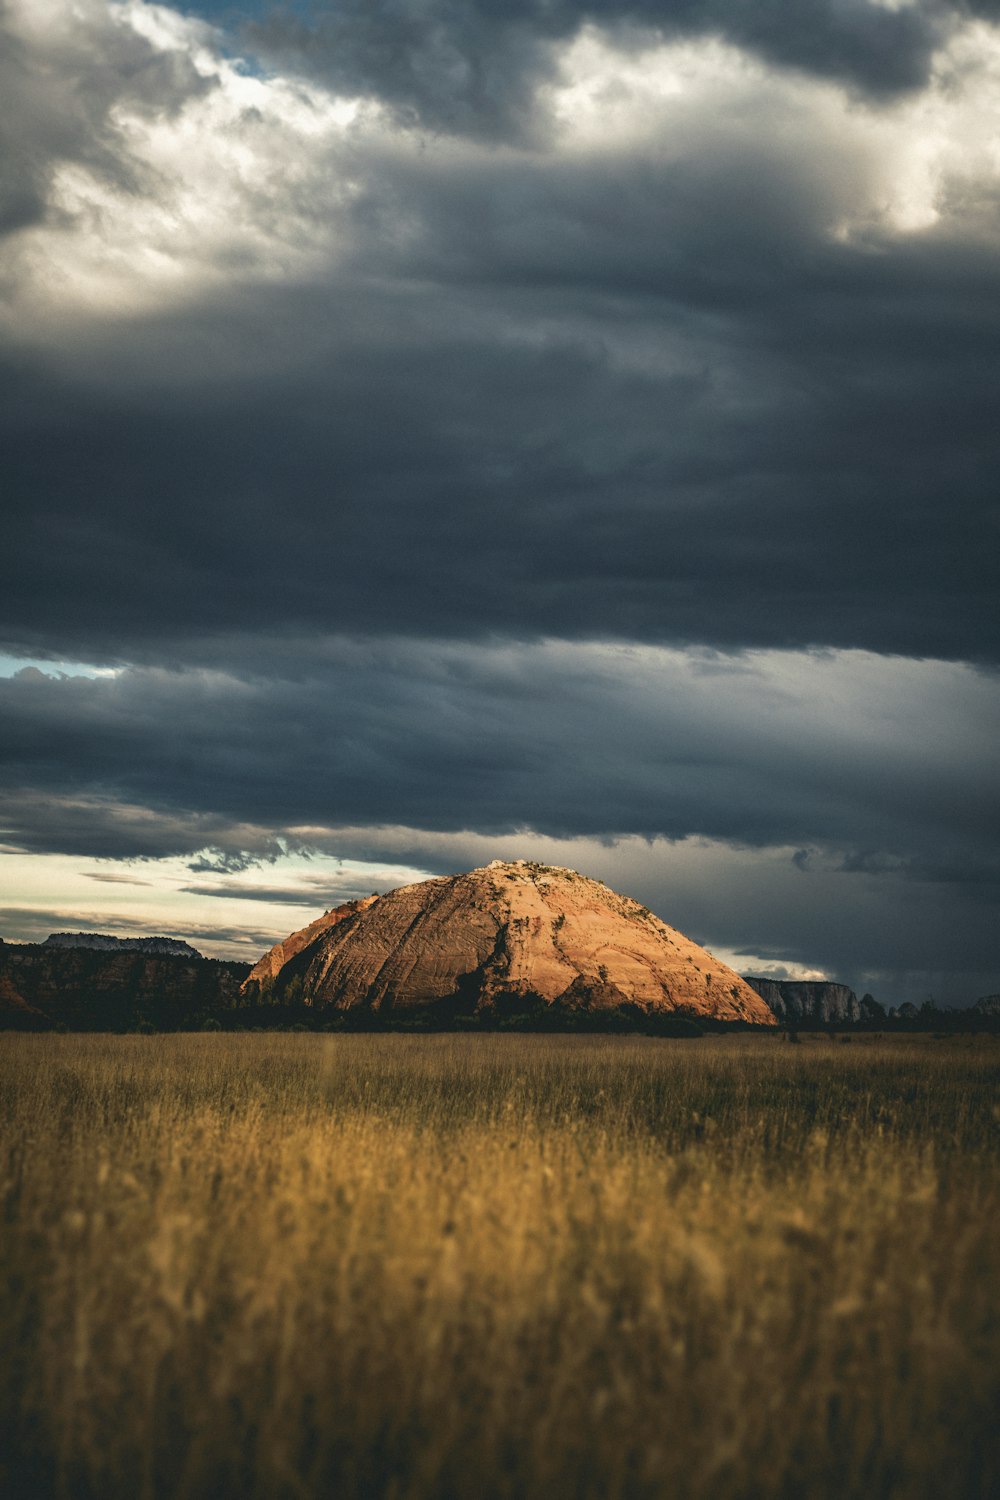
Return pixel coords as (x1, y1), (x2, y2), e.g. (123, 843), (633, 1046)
(242, 861), (776, 1023)
(242, 898), (380, 995)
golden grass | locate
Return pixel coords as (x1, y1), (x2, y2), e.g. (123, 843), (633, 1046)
(1, 1033), (998, 1500)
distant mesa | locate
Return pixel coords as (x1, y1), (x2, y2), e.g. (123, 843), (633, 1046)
(43, 932), (202, 958)
(743, 977), (863, 1025)
(242, 861), (776, 1024)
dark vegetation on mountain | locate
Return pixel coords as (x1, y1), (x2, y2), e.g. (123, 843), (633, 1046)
(0, 943), (248, 1032)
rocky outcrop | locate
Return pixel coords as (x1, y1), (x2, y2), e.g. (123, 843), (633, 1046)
(743, 977), (861, 1024)
(0, 944), (249, 1029)
(246, 861), (776, 1024)
(43, 932), (202, 957)
(241, 897), (378, 999)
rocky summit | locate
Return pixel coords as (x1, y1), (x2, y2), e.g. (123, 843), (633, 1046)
(242, 861), (776, 1024)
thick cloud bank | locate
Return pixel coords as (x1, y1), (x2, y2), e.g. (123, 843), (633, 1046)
(2, 1), (998, 1001)
(3, 4), (999, 661)
(2, 643), (997, 867)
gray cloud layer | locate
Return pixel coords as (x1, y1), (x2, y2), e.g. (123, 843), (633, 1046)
(4, 242), (998, 662)
(3, 3), (998, 663)
(2, 642), (996, 869)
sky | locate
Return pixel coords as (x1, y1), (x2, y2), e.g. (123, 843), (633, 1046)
(1, 0), (998, 1007)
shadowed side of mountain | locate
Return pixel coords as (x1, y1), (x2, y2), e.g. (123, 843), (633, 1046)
(0, 943), (249, 1031)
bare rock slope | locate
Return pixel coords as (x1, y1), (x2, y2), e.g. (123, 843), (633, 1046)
(242, 861), (775, 1024)
(244, 897), (378, 993)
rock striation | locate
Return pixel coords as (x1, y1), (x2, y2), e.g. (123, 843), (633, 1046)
(242, 861), (776, 1024)
(244, 897), (378, 994)
(743, 977), (861, 1024)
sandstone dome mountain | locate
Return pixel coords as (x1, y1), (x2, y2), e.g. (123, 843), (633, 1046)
(242, 861), (775, 1024)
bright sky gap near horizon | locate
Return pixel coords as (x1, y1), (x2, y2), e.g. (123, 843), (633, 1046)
(1, 0), (998, 1007)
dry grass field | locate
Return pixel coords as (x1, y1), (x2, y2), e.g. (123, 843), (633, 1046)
(1, 1032), (998, 1500)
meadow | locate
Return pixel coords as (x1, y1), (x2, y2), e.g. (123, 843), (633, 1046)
(1, 1032), (997, 1500)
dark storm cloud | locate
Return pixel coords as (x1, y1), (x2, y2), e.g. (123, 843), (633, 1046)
(186, 850), (277, 874)
(0, 782), (289, 864)
(3, 224), (999, 664)
(637, 845), (1000, 1006)
(3, 3), (998, 666)
(244, 0), (953, 139)
(1, 647), (997, 876)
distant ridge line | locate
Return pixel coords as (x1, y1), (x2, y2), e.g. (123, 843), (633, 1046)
(42, 932), (202, 958)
